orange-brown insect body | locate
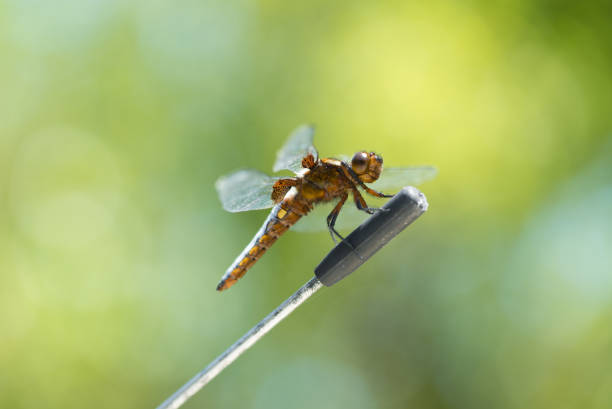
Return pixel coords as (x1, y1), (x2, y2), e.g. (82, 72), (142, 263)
(216, 156), (369, 291)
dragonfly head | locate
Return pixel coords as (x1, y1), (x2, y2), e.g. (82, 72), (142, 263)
(351, 151), (383, 183)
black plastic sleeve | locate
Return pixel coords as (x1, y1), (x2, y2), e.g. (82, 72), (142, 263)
(314, 186), (428, 287)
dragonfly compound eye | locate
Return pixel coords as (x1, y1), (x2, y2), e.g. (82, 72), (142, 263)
(351, 151), (369, 174)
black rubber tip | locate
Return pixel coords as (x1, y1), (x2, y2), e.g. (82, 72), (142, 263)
(314, 186), (428, 287)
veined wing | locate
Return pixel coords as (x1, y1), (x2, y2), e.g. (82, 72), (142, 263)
(370, 166), (437, 192)
(329, 158), (437, 191)
(292, 166), (437, 233)
(215, 169), (279, 213)
(291, 200), (371, 233)
(273, 124), (318, 174)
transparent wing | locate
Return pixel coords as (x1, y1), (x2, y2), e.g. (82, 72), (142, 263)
(291, 166), (437, 233)
(215, 169), (279, 213)
(291, 200), (372, 233)
(273, 124), (318, 173)
(333, 153), (351, 162)
(370, 166), (437, 192)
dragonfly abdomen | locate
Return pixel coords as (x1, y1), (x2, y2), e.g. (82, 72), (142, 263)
(216, 197), (309, 291)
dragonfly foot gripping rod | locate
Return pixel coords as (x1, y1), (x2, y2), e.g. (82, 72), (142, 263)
(157, 186), (429, 409)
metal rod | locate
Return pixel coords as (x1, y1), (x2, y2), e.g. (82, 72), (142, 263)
(157, 277), (324, 409)
(315, 186), (428, 286)
(157, 186), (428, 409)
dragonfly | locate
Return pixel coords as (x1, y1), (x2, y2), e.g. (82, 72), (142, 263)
(215, 125), (436, 291)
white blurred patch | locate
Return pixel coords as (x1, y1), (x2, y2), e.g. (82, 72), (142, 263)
(9, 127), (124, 250)
(251, 357), (376, 409)
(5, 0), (118, 53)
(134, 0), (251, 84)
(500, 150), (612, 346)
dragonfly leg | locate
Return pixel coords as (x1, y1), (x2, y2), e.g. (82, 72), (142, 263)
(328, 225), (344, 244)
(271, 178), (298, 202)
(352, 188), (387, 215)
(326, 192), (348, 244)
(326, 193), (362, 259)
(363, 186), (394, 199)
(339, 162), (394, 198)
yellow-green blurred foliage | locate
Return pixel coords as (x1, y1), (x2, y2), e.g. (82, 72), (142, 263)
(1, 1), (612, 408)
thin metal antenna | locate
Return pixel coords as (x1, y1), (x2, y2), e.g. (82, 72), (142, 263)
(156, 187), (428, 409)
(157, 277), (323, 409)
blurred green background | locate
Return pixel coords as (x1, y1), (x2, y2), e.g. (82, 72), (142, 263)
(2, 1), (612, 408)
